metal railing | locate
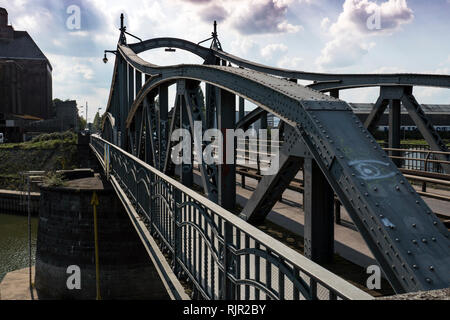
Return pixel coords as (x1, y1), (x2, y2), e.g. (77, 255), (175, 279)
(90, 135), (372, 300)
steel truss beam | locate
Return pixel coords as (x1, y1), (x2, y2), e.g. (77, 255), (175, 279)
(365, 86), (450, 173)
(304, 157), (335, 264)
(364, 96), (389, 134)
(178, 80), (194, 187)
(240, 125), (308, 224)
(183, 81), (219, 202)
(216, 87), (237, 211)
(401, 92), (450, 173)
(163, 95), (181, 176)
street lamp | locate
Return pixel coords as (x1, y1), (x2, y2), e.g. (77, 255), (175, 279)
(103, 50), (117, 64)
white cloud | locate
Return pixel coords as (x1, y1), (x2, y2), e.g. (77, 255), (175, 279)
(261, 43), (288, 59)
(316, 0), (414, 69)
(320, 17), (330, 30)
(277, 56), (304, 69)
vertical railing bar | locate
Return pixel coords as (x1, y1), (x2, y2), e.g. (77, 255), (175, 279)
(197, 205), (204, 293)
(235, 228), (241, 300)
(329, 290), (337, 300)
(310, 278), (318, 300)
(174, 185), (181, 275)
(293, 266), (300, 300)
(266, 248), (272, 300)
(255, 242), (260, 300)
(183, 193), (187, 266)
(278, 265), (285, 300)
(245, 235), (250, 300)
(218, 217), (223, 299)
(188, 199), (193, 274)
(210, 212), (215, 299)
(193, 197), (198, 286)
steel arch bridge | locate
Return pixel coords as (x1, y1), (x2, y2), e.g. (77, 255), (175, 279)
(92, 17), (450, 298)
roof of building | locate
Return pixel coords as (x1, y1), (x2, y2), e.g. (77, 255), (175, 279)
(0, 31), (52, 70)
(0, 7), (52, 70)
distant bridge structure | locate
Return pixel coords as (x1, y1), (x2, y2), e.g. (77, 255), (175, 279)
(93, 15), (450, 299)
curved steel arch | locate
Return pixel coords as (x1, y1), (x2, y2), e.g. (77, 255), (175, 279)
(126, 37), (450, 91)
(129, 37), (214, 61)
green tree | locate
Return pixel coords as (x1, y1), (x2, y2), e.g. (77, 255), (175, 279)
(93, 112), (101, 132)
(78, 116), (87, 130)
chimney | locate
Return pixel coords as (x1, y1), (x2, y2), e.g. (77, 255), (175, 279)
(0, 8), (7, 27)
(0, 8), (14, 39)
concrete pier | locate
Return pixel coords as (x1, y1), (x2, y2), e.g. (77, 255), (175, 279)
(35, 173), (170, 300)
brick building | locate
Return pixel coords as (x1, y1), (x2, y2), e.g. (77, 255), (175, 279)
(0, 7), (52, 142)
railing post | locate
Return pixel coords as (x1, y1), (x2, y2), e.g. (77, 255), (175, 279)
(173, 186), (182, 275)
(334, 199), (341, 225)
(222, 221), (235, 300)
(149, 175), (156, 235)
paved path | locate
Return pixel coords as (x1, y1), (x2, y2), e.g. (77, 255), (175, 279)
(0, 267), (37, 300)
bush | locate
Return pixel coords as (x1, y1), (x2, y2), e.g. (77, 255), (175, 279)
(43, 171), (66, 187)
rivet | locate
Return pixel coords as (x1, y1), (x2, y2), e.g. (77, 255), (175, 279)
(429, 266), (434, 271)
(412, 224), (416, 228)
(412, 239), (417, 244)
(422, 238), (427, 243)
(413, 264), (418, 269)
(431, 237), (436, 242)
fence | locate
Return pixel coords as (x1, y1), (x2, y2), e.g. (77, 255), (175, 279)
(90, 135), (372, 300)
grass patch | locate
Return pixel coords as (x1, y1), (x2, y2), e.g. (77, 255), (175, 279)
(0, 131), (77, 150)
(0, 131), (79, 191)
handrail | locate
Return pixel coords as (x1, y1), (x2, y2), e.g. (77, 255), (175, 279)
(90, 134), (373, 300)
(384, 147), (450, 156)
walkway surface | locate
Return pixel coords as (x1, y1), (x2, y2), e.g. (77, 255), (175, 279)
(0, 267), (37, 300)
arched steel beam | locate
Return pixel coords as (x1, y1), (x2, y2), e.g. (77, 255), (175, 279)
(101, 112), (115, 143)
(306, 77), (450, 92)
(126, 38), (450, 92)
(101, 112), (116, 132)
(129, 37), (213, 61)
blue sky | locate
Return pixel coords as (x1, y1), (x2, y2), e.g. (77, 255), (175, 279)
(1, 0), (449, 121)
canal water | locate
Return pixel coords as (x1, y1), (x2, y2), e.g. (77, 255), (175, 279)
(0, 213), (38, 282)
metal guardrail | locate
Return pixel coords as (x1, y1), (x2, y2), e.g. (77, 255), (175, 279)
(90, 135), (372, 300)
(236, 139), (450, 174)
